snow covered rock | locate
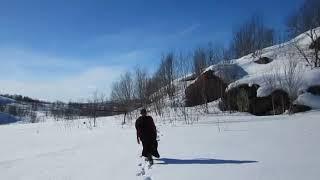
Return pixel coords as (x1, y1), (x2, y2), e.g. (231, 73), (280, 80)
(221, 84), (290, 115)
(294, 93), (320, 109)
(185, 70), (227, 107)
(205, 63), (248, 83)
(290, 104), (312, 113)
(185, 64), (248, 107)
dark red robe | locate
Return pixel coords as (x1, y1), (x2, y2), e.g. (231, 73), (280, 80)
(135, 116), (160, 158)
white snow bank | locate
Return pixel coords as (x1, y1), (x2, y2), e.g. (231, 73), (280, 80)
(294, 93), (320, 109)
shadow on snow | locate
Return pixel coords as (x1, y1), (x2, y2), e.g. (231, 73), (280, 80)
(156, 158), (258, 165)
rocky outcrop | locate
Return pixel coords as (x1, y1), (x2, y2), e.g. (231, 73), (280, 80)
(221, 84), (290, 115)
(185, 64), (248, 107)
(220, 84), (259, 112)
(290, 104), (312, 113)
(251, 90), (290, 116)
(208, 64), (248, 83)
(185, 70), (227, 107)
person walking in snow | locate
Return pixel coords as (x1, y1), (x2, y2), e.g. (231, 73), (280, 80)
(135, 109), (160, 165)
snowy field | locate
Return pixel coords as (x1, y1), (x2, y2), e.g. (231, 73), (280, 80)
(0, 111), (319, 180)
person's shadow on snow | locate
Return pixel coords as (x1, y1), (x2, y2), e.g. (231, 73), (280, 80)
(156, 158), (258, 165)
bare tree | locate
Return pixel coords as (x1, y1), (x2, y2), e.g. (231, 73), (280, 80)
(111, 71), (135, 124)
(161, 53), (176, 98)
(175, 52), (193, 124)
(206, 42), (226, 66)
(286, 0), (320, 37)
(262, 66), (279, 115)
(294, 28), (320, 68)
(286, 0), (320, 68)
(87, 90), (99, 127)
(236, 89), (249, 112)
(50, 101), (66, 121)
(231, 15), (275, 58)
(193, 48), (207, 76)
(222, 46), (234, 63)
(111, 71), (134, 103)
(134, 66), (149, 106)
(279, 53), (304, 111)
(141, 52), (178, 121)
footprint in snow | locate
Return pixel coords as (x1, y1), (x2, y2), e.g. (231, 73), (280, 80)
(136, 167), (145, 176)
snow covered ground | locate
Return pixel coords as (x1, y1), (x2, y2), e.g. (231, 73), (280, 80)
(0, 111), (319, 180)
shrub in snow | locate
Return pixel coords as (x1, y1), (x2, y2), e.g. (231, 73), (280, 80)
(221, 84), (259, 112)
(236, 89), (249, 112)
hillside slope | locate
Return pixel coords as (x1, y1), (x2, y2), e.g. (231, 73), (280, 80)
(226, 28), (320, 98)
(192, 28), (320, 112)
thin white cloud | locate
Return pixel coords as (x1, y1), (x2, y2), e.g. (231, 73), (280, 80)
(178, 24), (201, 36)
(89, 23), (202, 51)
(0, 47), (80, 67)
(0, 66), (125, 102)
(0, 24), (202, 101)
(0, 47), (127, 101)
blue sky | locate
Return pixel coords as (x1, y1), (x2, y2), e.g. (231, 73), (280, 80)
(0, 0), (303, 101)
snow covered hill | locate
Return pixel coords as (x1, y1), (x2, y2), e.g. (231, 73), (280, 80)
(0, 96), (15, 105)
(193, 28), (320, 112)
(225, 33), (320, 98)
(0, 111), (319, 180)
